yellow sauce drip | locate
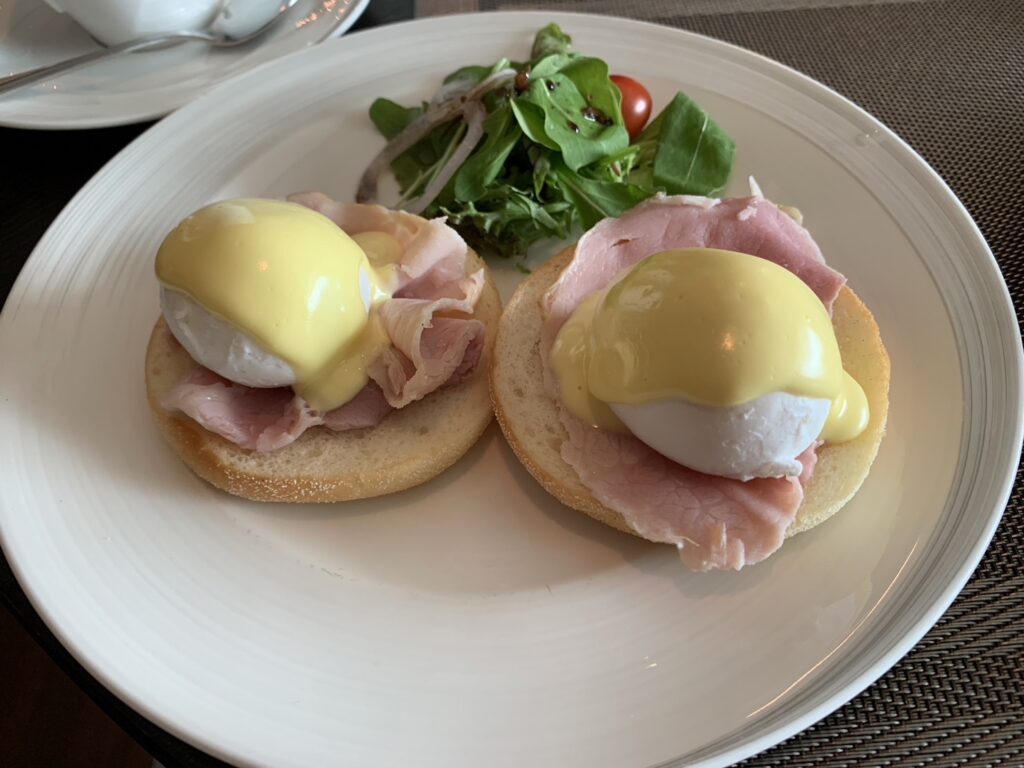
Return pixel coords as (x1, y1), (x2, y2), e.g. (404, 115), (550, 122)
(820, 370), (870, 442)
(779, 204), (804, 225)
(353, 230), (404, 291)
(295, 310), (391, 410)
(155, 198), (397, 412)
(549, 293), (628, 432)
(550, 248), (869, 444)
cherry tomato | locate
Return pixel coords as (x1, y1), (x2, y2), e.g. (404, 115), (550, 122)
(610, 75), (652, 141)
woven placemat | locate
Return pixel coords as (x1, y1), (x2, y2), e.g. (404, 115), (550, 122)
(414, 1), (1024, 766)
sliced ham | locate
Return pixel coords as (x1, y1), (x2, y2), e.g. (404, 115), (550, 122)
(163, 366), (396, 451)
(162, 368), (324, 452)
(368, 271), (486, 407)
(291, 194), (488, 407)
(321, 383), (393, 431)
(287, 192), (468, 295)
(542, 195), (844, 571)
(162, 196), (486, 451)
(361, 315), (487, 405)
(541, 195), (846, 376)
(448, 323), (486, 386)
(560, 408), (818, 571)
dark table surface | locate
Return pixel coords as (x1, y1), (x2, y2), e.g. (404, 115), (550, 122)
(2, 1), (1022, 766)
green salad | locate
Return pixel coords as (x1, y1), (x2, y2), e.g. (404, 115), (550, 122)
(360, 23), (735, 258)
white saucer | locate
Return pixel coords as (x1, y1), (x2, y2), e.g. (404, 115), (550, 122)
(0, 0), (370, 129)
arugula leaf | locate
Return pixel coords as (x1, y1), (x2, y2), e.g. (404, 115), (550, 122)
(530, 145), (552, 197)
(530, 23), (572, 61)
(513, 55), (629, 171)
(390, 129), (444, 191)
(368, 98), (447, 194)
(584, 144), (641, 183)
(389, 119), (466, 199)
(443, 65), (491, 87)
(548, 156), (652, 229)
(390, 155), (427, 193)
(629, 108), (662, 187)
(439, 183), (572, 258)
(636, 91), (735, 196)
(365, 26), (736, 258)
(445, 57), (514, 84)
(369, 98), (422, 140)
(508, 99), (556, 150)
(454, 105), (523, 202)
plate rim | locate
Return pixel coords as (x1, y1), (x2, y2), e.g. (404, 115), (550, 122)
(2, 10), (1022, 768)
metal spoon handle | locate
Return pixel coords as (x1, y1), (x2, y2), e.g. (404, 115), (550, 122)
(0, 33), (202, 96)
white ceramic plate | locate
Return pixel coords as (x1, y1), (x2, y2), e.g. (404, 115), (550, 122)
(0, 0), (369, 129)
(1, 12), (1021, 768)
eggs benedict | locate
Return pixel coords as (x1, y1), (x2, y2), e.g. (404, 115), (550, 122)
(146, 194), (501, 502)
(491, 194), (890, 571)
(550, 248), (869, 480)
(157, 198), (391, 402)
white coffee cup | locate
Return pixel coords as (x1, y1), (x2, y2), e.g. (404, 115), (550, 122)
(45, 0), (225, 45)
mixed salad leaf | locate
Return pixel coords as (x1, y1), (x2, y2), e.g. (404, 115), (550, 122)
(363, 23), (735, 258)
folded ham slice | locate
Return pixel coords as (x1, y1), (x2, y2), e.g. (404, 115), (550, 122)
(560, 409), (820, 571)
(369, 272), (486, 408)
(541, 195), (845, 571)
(288, 191), (470, 296)
(161, 196), (486, 451)
(290, 193), (487, 408)
(162, 367), (392, 452)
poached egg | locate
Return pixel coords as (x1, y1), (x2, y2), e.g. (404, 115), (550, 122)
(549, 248), (868, 480)
(155, 198), (402, 411)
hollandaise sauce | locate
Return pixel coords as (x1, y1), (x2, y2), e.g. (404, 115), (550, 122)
(156, 198), (398, 411)
(550, 293), (628, 432)
(550, 248), (868, 444)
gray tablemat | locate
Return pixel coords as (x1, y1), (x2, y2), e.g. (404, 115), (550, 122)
(416, 1), (1024, 765)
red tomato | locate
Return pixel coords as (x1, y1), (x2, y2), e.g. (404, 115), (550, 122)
(610, 74), (652, 140)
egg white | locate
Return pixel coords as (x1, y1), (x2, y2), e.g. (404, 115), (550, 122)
(161, 288), (297, 387)
(611, 392), (829, 481)
(160, 267), (379, 389)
